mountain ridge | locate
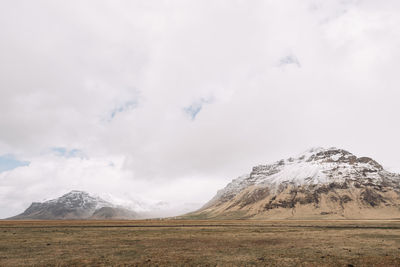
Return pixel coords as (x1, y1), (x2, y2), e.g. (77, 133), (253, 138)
(187, 147), (400, 219)
(8, 190), (138, 220)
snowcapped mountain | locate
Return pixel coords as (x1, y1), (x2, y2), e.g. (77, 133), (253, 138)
(8, 190), (138, 220)
(187, 147), (400, 219)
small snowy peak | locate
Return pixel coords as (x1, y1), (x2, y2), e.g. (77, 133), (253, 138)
(295, 147), (350, 163)
(8, 190), (140, 220)
(296, 146), (328, 159)
(46, 190), (113, 210)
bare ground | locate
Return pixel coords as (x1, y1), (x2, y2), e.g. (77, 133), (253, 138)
(0, 220), (399, 266)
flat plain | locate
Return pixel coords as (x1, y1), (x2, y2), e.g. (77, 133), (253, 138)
(0, 220), (399, 266)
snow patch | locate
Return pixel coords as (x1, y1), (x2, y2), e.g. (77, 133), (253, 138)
(216, 147), (399, 199)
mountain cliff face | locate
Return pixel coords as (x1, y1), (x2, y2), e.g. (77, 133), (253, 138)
(189, 148), (400, 219)
(8, 190), (137, 220)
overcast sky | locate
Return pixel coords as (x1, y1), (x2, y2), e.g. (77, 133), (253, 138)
(1, 0), (400, 218)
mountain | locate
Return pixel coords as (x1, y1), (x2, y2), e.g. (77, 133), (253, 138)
(89, 207), (138, 220)
(187, 147), (400, 219)
(8, 190), (138, 220)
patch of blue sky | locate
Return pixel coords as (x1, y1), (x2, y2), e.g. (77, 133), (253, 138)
(184, 103), (203, 120)
(0, 154), (30, 173)
(183, 97), (213, 120)
(51, 147), (86, 159)
(110, 100), (137, 120)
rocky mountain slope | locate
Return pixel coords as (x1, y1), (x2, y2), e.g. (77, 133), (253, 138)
(187, 147), (400, 219)
(89, 206), (138, 220)
(8, 190), (138, 220)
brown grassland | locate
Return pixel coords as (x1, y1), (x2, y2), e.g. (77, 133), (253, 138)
(0, 220), (399, 266)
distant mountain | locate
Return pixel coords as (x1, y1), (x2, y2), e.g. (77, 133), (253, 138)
(89, 207), (138, 220)
(186, 148), (400, 219)
(8, 190), (138, 220)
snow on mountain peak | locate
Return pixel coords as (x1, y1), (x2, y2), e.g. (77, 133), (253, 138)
(45, 190), (112, 210)
(211, 147), (394, 202)
(195, 148), (400, 219)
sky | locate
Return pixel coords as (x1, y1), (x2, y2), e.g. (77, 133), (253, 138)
(1, 0), (400, 218)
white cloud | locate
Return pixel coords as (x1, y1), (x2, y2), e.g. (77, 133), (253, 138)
(1, 0), (400, 218)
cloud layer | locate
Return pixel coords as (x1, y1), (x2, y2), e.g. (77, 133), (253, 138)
(1, 0), (400, 218)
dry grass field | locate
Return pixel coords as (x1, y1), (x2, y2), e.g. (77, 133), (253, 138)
(0, 220), (400, 266)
